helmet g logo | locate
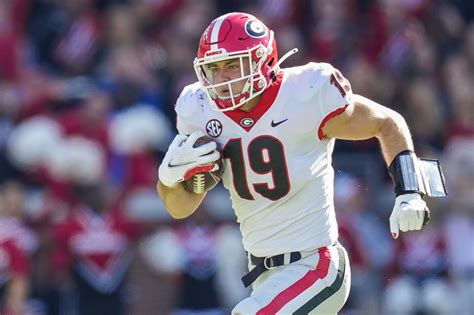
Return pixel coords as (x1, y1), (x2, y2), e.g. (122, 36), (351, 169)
(245, 20), (267, 38)
(240, 117), (254, 127)
(206, 119), (223, 137)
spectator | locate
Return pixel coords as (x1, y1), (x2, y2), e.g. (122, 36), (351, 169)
(52, 183), (139, 315)
(335, 173), (393, 315)
(442, 137), (474, 315)
(0, 181), (38, 315)
(383, 211), (451, 315)
(140, 197), (248, 315)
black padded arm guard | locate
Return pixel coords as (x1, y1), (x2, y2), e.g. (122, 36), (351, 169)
(388, 150), (425, 197)
(388, 150), (447, 226)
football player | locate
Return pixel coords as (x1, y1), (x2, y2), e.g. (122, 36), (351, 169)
(157, 12), (444, 314)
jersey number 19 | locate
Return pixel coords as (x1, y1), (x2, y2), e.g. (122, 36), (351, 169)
(223, 135), (290, 201)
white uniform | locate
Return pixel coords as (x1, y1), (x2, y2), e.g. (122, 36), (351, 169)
(176, 62), (352, 314)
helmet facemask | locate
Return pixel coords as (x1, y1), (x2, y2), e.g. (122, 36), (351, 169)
(194, 43), (272, 112)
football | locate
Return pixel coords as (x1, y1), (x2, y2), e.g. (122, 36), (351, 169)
(181, 136), (225, 194)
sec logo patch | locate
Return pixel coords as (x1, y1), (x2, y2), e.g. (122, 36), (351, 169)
(206, 119), (223, 137)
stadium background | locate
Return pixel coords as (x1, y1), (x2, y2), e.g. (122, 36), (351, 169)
(0, 0), (472, 314)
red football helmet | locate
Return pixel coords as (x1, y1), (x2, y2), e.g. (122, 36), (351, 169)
(194, 12), (279, 111)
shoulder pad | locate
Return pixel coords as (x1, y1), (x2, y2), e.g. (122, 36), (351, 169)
(282, 62), (335, 102)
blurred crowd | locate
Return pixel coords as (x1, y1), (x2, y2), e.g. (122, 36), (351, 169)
(0, 0), (472, 314)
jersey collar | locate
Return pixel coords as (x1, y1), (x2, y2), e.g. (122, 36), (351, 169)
(222, 72), (283, 132)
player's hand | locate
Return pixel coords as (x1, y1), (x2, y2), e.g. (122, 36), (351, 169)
(389, 193), (430, 239)
(158, 131), (220, 188)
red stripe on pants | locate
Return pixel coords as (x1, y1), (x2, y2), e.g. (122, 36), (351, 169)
(256, 247), (331, 314)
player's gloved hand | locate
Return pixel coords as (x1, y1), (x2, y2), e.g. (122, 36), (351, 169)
(158, 130), (220, 188)
(389, 193), (430, 239)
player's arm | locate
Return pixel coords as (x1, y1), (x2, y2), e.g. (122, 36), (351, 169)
(322, 94), (413, 164)
(157, 130), (220, 219)
(157, 181), (207, 219)
(322, 94), (429, 239)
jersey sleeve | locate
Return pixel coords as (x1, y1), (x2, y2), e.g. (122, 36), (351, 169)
(312, 63), (353, 140)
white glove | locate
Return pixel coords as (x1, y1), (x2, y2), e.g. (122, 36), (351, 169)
(158, 130), (220, 188)
(389, 193), (428, 239)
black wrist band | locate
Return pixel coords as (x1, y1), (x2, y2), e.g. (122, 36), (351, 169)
(388, 150), (425, 196)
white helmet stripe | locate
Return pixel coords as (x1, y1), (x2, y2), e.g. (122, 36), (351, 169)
(210, 13), (231, 51)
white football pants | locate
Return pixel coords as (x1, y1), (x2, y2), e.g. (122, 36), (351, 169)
(232, 242), (351, 315)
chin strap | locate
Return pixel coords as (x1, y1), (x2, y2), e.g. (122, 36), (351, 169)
(274, 48), (299, 69)
(269, 48), (298, 82)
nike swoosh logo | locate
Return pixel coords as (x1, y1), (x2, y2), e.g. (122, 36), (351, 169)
(168, 161), (194, 168)
(271, 119), (288, 127)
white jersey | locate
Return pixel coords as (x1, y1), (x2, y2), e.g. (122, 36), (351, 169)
(175, 62), (353, 257)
